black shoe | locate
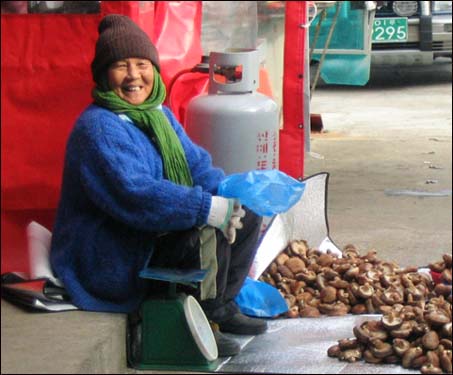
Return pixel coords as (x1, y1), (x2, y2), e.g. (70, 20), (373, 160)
(212, 329), (241, 357)
(218, 312), (268, 335)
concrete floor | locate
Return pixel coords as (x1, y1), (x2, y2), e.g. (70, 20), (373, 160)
(305, 60), (452, 268)
(1, 61), (451, 374)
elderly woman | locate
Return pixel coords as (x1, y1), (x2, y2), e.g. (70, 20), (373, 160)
(49, 14), (266, 356)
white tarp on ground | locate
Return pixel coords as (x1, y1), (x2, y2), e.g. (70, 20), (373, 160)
(216, 315), (419, 374)
(249, 172), (342, 280)
(218, 173), (417, 374)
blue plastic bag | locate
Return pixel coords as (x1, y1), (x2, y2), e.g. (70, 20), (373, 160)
(235, 277), (288, 318)
(218, 170), (305, 216)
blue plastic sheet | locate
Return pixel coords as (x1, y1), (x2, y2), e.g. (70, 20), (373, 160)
(139, 267), (207, 284)
(235, 277), (288, 318)
(218, 170), (305, 217)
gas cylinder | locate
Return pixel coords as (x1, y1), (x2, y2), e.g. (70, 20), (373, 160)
(185, 49), (279, 175)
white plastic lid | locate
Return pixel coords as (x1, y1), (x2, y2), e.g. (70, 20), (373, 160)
(183, 295), (218, 361)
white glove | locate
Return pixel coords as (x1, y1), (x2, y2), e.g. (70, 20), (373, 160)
(207, 196), (245, 244)
(226, 203), (246, 244)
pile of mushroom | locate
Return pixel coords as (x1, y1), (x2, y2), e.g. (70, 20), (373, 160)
(259, 242), (452, 374)
(259, 241), (438, 318)
(328, 295), (451, 374)
(326, 253), (452, 374)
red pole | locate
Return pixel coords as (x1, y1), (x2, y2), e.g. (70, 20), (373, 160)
(280, 1), (307, 180)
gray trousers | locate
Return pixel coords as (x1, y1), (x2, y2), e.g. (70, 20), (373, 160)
(150, 207), (262, 322)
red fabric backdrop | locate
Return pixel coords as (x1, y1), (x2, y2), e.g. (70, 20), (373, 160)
(1, 1), (203, 274)
(1, 1), (305, 275)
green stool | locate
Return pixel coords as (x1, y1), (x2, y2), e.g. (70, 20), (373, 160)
(127, 265), (219, 371)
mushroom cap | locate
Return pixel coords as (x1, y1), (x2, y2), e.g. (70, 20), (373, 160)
(328, 277), (349, 289)
(285, 257), (306, 274)
(320, 286), (337, 303)
(327, 344), (341, 358)
(353, 324), (371, 344)
(354, 321), (388, 343)
(369, 338), (393, 359)
(289, 240), (309, 256)
(351, 304), (367, 315)
(286, 305), (299, 318)
(402, 346), (423, 369)
(320, 301), (349, 316)
(441, 322), (452, 338)
(338, 338), (359, 351)
(425, 311), (450, 326)
(439, 350), (452, 374)
(276, 252), (290, 265)
(382, 290), (404, 305)
(426, 350), (440, 368)
(392, 338), (411, 357)
(422, 331), (440, 351)
(277, 264), (294, 279)
(390, 321), (413, 339)
(295, 269), (317, 282)
(357, 284), (375, 299)
(344, 266), (360, 280)
(339, 348), (362, 363)
(442, 253), (452, 267)
(420, 364), (443, 374)
(363, 349), (383, 364)
(382, 313), (403, 330)
(434, 283), (452, 297)
(299, 305), (321, 318)
(441, 268), (452, 283)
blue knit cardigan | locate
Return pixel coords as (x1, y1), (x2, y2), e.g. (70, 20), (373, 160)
(50, 104), (225, 313)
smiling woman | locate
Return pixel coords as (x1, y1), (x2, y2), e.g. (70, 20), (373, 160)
(90, 14), (161, 91)
(107, 58), (155, 105)
(49, 13), (267, 358)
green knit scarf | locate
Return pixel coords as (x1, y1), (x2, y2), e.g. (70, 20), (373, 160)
(92, 67), (193, 187)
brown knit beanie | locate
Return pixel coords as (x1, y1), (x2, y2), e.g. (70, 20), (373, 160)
(91, 14), (160, 88)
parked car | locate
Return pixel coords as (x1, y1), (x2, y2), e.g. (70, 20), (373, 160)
(309, 1), (451, 87)
(371, 1), (452, 65)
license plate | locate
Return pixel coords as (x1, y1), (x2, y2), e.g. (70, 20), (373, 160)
(372, 17), (408, 43)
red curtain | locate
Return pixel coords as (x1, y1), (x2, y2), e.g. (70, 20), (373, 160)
(1, 1), (305, 274)
(1, 1), (203, 274)
(153, 1), (203, 87)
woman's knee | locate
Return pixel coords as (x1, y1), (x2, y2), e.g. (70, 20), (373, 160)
(243, 207), (262, 230)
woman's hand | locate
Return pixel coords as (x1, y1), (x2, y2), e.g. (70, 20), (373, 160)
(207, 197), (245, 244)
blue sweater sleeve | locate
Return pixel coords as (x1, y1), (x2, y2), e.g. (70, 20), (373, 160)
(162, 106), (225, 194)
(75, 107), (212, 232)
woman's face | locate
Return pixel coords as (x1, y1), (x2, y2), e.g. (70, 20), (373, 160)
(107, 58), (154, 105)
